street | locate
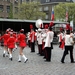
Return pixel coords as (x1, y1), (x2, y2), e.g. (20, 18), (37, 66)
(0, 45), (75, 75)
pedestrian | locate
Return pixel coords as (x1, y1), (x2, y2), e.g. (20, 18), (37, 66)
(17, 29), (28, 63)
(61, 23), (75, 63)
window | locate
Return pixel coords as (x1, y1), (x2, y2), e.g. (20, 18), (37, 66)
(46, 0), (50, 2)
(0, 5), (3, 12)
(7, 6), (10, 13)
(45, 14), (48, 19)
(44, 6), (49, 11)
(15, 0), (18, 2)
(15, 0), (18, 4)
(7, 0), (10, 2)
(26, 0), (29, 2)
(20, 0), (23, 4)
(66, 0), (70, 1)
(15, 7), (18, 13)
(39, 7), (42, 11)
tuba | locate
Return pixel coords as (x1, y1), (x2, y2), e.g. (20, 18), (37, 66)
(35, 19), (43, 28)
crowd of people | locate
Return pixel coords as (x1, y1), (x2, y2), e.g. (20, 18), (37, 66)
(27, 22), (75, 63)
(0, 22), (75, 64)
(0, 28), (28, 63)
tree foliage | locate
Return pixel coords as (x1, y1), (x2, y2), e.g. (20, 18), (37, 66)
(8, 3), (13, 19)
(15, 2), (46, 20)
(54, 3), (75, 22)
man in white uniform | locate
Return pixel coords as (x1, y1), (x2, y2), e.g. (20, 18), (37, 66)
(44, 26), (54, 62)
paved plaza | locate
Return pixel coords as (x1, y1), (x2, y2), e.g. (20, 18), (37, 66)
(0, 45), (75, 75)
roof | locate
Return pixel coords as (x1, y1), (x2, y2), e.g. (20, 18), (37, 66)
(0, 18), (68, 24)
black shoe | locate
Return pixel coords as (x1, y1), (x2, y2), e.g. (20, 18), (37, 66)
(44, 60), (51, 62)
(61, 60), (65, 63)
(18, 60), (21, 62)
(43, 56), (46, 59)
(24, 59), (28, 63)
(9, 58), (13, 61)
(3, 54), (5, 57)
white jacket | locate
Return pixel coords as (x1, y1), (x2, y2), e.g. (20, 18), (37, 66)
(45, 31), (54, 47)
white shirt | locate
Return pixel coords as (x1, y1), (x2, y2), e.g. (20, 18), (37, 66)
(45, 31), (53, 47)
(37, 33), (43, 45)
(65, 34), (74, 46)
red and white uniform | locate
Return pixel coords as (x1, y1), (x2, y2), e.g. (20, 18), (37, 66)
(45, 31), (52, 47)
(58, 32), (64, 43)
(30, 31), (36, 43)
(18, 33), (27, 48)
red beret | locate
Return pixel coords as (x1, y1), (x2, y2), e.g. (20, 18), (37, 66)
(66, 23), (70, 30)
(30, 24), (33, 29)
(44, 24), (48, 29)
(49, 22), (54, 27)
(60, 27), (63, 31)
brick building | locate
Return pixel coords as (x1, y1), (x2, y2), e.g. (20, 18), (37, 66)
(0, 0), (73, 19)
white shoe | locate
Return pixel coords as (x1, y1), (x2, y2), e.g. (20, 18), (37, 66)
(24, 59), (28, 63)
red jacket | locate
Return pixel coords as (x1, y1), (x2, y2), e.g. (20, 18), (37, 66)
(30, 31), (36, 42)
(18, 33), (27, 47)
(2, 33), (10, 46)
(7, 36), (16, 49)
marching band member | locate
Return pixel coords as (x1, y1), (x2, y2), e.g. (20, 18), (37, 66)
(37, 28), (43, 56)
(30, 28), (36, 52)
(42, 24), (48, 58)
(2, 29), (10, 57)
(27, 32), (31, 47)
(17, 29), (28, 63)
(49, 22), (54, 50)
(44, 22), (54, 62)
(7, 32), (16, 61)
(13, 32), (18, 51)
(61, 23), (75, 63)
(57, 27), (64, 48)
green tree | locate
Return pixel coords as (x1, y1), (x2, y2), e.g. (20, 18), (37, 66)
(15, 2), (46, 20)
(54, 3), (75, 22)
(8, 3), (13, 19)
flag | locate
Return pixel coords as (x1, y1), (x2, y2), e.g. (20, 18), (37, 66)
(65, 10), (68, 22)
(51, 7), (54, 21)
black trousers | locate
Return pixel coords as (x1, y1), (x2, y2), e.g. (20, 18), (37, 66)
(38, 44), (42, 55)
(31, 41), (35, 52)
(61, 46), (74, 62)
(45, 47), (51, 61)
(28, 40), (30, 47)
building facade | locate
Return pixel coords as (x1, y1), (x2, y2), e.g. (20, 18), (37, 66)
(41, 0), (73, 3)
(40, 0), (73, 20)
(0, 0), (40, 18)
(0, 0), (73, 19)
(0, 0), (19, 18)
